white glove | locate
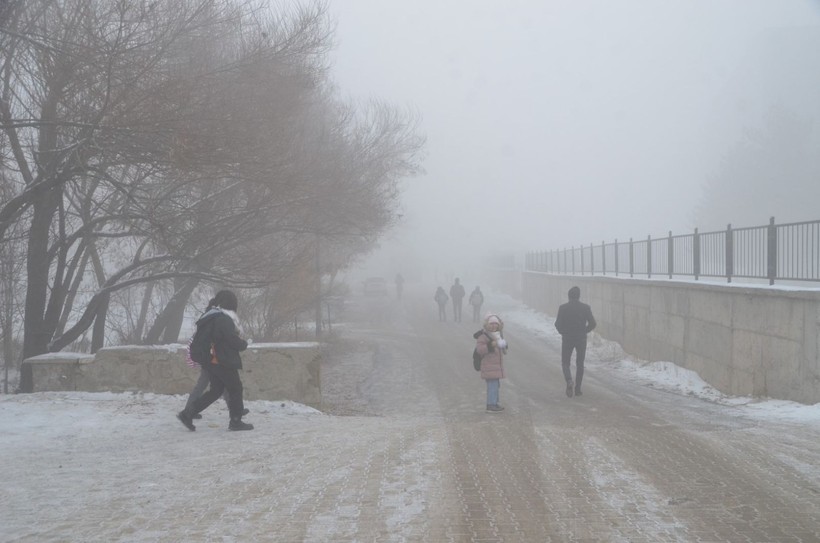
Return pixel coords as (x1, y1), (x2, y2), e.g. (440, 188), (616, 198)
(497, 339), (507, 350)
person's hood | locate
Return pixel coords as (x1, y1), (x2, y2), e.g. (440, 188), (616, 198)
(195, 307), (222, 326)
(483, 313), (504, 331)
(196, 307), (241, 333)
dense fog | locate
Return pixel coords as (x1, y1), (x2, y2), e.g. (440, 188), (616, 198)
(329, 0), (820, 279)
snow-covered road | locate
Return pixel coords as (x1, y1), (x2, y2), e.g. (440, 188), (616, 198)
(2, 285), (820, 542)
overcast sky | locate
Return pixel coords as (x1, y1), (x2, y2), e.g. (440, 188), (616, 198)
(327, 1), (820, 278)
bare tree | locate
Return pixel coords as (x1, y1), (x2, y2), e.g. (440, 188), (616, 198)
(1, 0), (424, 393)
(1, 0), (286, 388)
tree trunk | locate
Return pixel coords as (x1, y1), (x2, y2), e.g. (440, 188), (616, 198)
(20, 80), (65, 390)
(144, 278), (199, 344)
(55, 248), (91, 337)
(314, 239), (322, 338)
(161, 278), (199, 344)
(1, 234), (18, 394)
(90, 291), (110, 353)
(48, 291), (108, 352)
(20, 187), (61, 391)
(2, 285), (14, 395)
(133, 282), (155, 343)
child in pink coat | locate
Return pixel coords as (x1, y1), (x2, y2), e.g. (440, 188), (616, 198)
(474, 313), (508, 412)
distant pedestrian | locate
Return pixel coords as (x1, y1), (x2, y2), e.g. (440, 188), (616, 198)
(554, 286), (596, 398)
(395, 273), (404, 300)
(474, 313), (508, 412)
(434, 286), (449, 321)
(468, 286), (484, 323)
(177, 290), (254, 431)
(449, 278), (466, 323)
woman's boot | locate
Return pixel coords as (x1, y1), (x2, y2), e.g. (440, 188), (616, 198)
(228, 418), (254, 431)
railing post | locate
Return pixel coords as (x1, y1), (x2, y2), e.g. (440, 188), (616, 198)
(726, 223), (733, 283)
(647, 235), (652, 278)
(668, 230), (673, 279)
(588, 243), (593, 275)
(563, 247), (568, 274)
(767, 216), (777, 285)
(572, 246), (577, 275)
(601, 241), (606, 276)
(579, 246), (584, 275)
(614, 238), (619, 276)
(629, 238), (634, 278)
(693, 228), (700, 280)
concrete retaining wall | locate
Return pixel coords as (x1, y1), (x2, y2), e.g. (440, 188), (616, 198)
(22, 342), (322, 409)
(494, 269), (820, 404)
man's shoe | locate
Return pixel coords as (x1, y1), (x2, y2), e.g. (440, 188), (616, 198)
(566, 381), (574, 398)
(192, 413), (202, 419)
(486, 404), (504, 412)
(574, 388), (582, 397)
(228, 419), (254, 431)
(242, 408), (250, 416)
(177, 411), (196, 431)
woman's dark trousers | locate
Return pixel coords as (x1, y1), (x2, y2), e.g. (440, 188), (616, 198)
(187, 364), (245, 420)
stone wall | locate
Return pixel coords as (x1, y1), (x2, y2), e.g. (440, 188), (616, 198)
(491, 269), (820, 404)
(22, 342), (322, 409)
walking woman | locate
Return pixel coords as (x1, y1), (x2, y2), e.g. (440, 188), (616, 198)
(177, 290), (253, 431)
(474, 313), (508, 412)
(468, 286), (484, 323)
(434, 286), (449, 321)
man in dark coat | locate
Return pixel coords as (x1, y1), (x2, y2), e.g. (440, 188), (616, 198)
(554, 286), (596, 397)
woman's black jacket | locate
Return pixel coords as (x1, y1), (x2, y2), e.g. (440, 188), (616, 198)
(195, 310), (247, 369)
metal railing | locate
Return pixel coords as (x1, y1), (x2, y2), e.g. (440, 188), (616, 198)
(525, 217), (820, 285)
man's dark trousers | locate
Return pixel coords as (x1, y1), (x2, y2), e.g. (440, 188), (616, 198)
(561, 336), (587, 387)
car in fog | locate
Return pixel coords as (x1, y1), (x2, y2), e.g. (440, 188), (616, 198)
(363, 277), (389, 297)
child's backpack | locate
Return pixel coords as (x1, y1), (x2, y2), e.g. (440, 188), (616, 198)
(471, 329), (492, 371)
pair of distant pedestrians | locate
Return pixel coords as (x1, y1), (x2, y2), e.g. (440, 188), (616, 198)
(434, 279), (484, 323)
(434, 279), (464, 322)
